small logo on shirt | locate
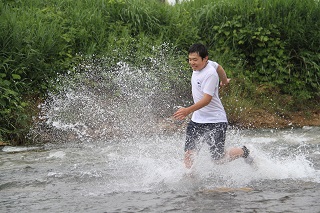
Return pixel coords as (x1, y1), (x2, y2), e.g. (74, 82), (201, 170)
(197, 80), (201, 89)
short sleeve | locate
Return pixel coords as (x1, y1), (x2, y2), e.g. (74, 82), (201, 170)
(208, 60), (219, 70)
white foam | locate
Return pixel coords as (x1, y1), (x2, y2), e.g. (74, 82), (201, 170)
(245, 137), (278, 144)
(136, 142), (320, 189)
(2, 146), (40, 152)
(282, 133), (312, 144)
(47, 151), (66, 159)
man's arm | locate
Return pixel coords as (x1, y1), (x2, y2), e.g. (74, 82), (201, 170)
(173, 93), (212, 120)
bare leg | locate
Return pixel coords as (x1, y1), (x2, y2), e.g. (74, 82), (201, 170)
(184, 150), (196, 169)
(223, 147), (245, 162)
(186, 147), (250, 168)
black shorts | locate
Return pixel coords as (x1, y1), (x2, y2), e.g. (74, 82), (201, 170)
(185, 121), (228, 160)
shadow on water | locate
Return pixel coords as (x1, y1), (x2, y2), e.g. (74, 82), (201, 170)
(1, 54), (320, 212)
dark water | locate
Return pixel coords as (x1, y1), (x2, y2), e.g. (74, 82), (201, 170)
(1, 127), (320, 213)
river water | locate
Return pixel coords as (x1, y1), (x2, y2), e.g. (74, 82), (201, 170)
(1, 127), (320, 213)
(1, 58), (320, 212)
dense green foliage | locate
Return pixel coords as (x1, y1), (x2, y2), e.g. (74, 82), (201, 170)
(191, 0), (320, 100)
(0, 0), (319, 144)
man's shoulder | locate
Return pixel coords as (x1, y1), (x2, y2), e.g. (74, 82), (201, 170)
(208, 60), (219, 70)
(204, 63), (218, 77)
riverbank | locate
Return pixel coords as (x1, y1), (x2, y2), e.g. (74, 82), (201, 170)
(233, 109), (320, 129)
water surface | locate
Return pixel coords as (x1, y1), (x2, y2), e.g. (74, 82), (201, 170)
(1, 127), (319, 213)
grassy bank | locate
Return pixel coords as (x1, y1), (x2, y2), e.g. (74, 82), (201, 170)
(0, 0), (319, 144)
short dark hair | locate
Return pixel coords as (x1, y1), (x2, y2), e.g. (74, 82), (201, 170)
(188, 43), (208, 59)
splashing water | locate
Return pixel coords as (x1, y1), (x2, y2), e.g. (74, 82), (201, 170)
(32, 51), (187, 143)
(29, 53), (320, 187)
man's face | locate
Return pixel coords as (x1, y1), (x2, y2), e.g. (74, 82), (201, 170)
(188, 52), (208, 71)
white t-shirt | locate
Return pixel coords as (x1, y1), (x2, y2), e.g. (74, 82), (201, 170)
(191, 60), (227, 123)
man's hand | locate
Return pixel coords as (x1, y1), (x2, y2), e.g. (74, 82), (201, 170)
(173, 107), (190, 120)
(220, 78), (231, 87)
(173, 94), (212, 120)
